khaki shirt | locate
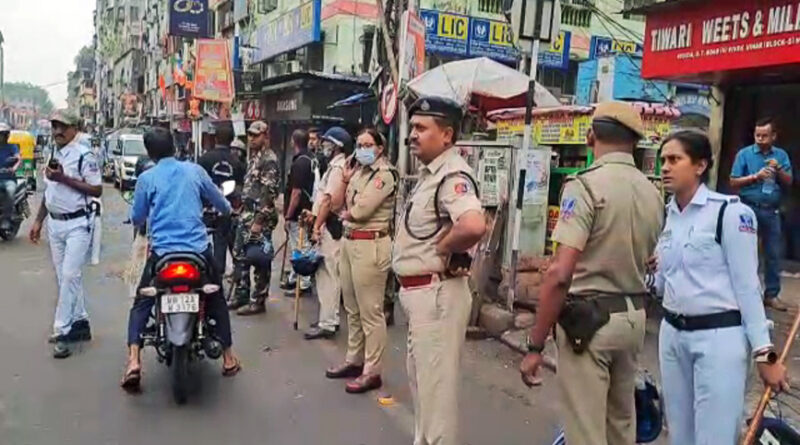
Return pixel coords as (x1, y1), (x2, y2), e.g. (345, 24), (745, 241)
(312, 153), (346, 215)
(553, 152), (664, 295)
(344, 156), (397, 231)
(392, 147), (483, 276)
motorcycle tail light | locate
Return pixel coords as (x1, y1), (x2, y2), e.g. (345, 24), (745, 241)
(171, 285), (191, 293)
(158, 262), (200, 282)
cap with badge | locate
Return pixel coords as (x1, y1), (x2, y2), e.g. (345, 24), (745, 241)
(248, 120), (268, 135)
(50, 109), (81, 127)
(408, 96), (464, 125)
(592, 101), (644, 139)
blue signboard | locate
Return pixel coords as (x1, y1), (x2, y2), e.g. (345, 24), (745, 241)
(469, 17), (516, 62)
(589, 36), (643, 59)
(252, 0), (321, 63)
(538, 31), (571, 70)
(421, 10), (469, 57)
(169, 0), (211, 38)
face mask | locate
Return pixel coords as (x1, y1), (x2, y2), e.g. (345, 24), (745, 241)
(322, 146), (334, 158)
(355, 147), (377, 166)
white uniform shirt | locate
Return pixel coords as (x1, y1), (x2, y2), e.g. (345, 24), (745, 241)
(44, 136), (102, 214)
(655, 184), (771, 351)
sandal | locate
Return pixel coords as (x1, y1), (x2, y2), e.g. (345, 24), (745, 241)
(222, 358), (242, 377)
(120, 368), (141, 393)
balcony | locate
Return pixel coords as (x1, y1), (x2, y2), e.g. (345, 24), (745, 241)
(477, 0), (504, 15)
(561, 3), (592, 28)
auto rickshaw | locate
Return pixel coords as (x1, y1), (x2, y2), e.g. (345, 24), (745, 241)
(9, 131), (36, 191)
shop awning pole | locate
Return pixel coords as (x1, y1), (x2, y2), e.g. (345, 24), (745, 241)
(507, 39), (540, 312)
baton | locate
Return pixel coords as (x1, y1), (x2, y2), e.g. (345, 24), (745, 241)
(742, 308), (800, 445)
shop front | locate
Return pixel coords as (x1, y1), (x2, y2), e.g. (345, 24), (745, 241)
(638, 0), (800, 260)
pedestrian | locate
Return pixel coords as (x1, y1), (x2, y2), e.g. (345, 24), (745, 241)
(303, 126), (352, 340)
(121, 128), (241, 392)
(392, 97), (486, 444)
(281, 129), (316, 292)
(652, 130), (788, 445)
(230, 121), (281, 315)
(519, 102), (664, 445)
(29, 109), (103, 359)
(231, 137), (247, 165)
(308, 126), (328, 176)
(729, 117), (793, 311)
(198, 120), (246, 276)
(0, 122), (21, 230)
(325, 127), (397, 393)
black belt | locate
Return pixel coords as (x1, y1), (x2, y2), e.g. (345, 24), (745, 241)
(49, 208), (90, 221)
(743, 201), (778, 211)
(593, 295), (645, 314)
(663, 308), (742, 331)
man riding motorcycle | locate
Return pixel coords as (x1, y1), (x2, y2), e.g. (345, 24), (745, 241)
(121, 128), (241, 392)
(0, 123), (21, 230)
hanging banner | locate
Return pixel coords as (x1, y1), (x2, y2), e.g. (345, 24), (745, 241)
(399, 11), (427, 83)
(169, 0), (211, 38)
(194, 39), (235, 103)
(538, 31), (572, 69)
(642, 0), (800, 79)
(251, 0), (321, 63)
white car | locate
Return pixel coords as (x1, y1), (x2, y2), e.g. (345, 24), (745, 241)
(111, 134), (147, 190)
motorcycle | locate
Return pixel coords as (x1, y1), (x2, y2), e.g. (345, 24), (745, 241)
(0, 162), (31, 241)
(136, 180), (236, 404)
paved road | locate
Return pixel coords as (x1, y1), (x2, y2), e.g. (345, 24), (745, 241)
(0, 184), (560, 445)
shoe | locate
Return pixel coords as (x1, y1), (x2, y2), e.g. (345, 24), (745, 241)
(237, 302), (266, 316)
(304, 326), (336, 340)
(68, 320), (92, 342)
(345, 374), (383, 394)
(765, 298), (790, 312)
(280, 280), (295, 290)
(53, 341), (71, 359)
(326, 363), (364, 379)
(48, 333), (68, 344)
(227, 299), (249, 310)
(310, 322), (340, 332)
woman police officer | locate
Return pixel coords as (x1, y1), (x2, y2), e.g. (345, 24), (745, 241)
(325, 128), (397, 394)
(652, 130), (788, 444)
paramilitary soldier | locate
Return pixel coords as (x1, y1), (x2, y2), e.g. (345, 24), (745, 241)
(229, 120), (280, 316)
(520, 101), (664, 445)
(392, 96), (486, 445)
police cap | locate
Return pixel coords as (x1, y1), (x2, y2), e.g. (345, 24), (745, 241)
(592, 101), (644, 139)
(50, 109), (81, 127)
(408, 96), (463, 126)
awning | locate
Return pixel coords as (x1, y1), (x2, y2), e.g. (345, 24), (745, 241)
(327, 92), (375, 109)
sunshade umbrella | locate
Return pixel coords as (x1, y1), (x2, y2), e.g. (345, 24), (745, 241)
(406, 57), (560, 109)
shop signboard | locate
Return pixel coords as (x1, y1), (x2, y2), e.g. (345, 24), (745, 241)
(194, 39), (235, 102)
(469, 17), (516, 62)
(538, 31), (571, 70)
(534, 113), (592, 145)
(252, 0), (321, 63)
(234, 70), (261, 98)
(421, 10), (469, 57)
(169, 0), (211, 38)
(643, 0), (800, 79)
(589, 35), (643, 59)
(420, 9), (519, 62)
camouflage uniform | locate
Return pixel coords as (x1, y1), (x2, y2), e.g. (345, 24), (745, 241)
(231, 148), (280, 305)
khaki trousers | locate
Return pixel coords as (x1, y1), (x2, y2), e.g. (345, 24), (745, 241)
(556, 302), (646, 445)
(399, 277), (472, 445)
(340, 236), (391, 374)
(314, 228), (341, 331)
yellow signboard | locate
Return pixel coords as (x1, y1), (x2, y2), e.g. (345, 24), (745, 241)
(438, 13), (468, 39)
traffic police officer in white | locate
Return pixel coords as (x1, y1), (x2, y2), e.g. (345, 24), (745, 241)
(30, 110), (102, 359)
(653, 131), (788, 445)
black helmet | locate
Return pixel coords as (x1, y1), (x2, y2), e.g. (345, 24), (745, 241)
(290, 248), (323, 276)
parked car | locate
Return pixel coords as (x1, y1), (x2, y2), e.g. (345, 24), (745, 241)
(110, 133), (147, 190)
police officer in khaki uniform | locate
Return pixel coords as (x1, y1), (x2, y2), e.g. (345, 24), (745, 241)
(393, 97), (486, 445)
(325, 127), (397, 394)
(520, 102), (664, 445)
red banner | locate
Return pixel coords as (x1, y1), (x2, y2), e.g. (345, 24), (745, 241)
(194, 39), (235, 102)
(642, 0), (800, 79)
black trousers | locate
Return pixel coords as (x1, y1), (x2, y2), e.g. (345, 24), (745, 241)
(126, 246), (232, 348)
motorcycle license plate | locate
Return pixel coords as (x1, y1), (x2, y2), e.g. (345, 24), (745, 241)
(161, 293), (200, 314)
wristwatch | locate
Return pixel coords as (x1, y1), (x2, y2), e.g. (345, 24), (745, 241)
(525, 335), (545, 354)
(755, 349), (778, 364)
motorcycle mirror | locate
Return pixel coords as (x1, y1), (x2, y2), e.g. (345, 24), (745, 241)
(221, 180), (236, 197)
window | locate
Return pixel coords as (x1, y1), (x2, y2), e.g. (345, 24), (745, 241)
(130, 6), (139, 21)
(477, 0), (503, 14)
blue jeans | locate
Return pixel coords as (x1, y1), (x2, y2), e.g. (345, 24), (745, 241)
(754, 207), (783, 299)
